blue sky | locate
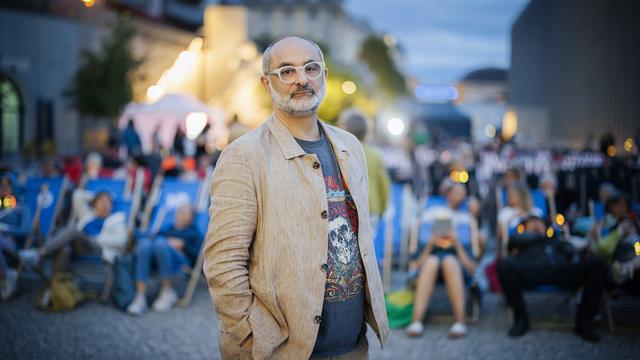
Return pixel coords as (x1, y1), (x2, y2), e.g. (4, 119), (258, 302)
(344, 0), (529, 85)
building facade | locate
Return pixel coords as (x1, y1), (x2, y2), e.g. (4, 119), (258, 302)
(508, 0), (640, 149)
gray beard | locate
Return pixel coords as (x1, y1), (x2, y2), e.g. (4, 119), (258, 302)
(268, 80), (326, 117)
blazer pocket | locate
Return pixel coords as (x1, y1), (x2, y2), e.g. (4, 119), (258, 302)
(249, 298), (288, 359)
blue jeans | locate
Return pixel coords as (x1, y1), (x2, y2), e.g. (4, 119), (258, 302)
(0, 235), (17, 277)
(135, 237), (189, 283)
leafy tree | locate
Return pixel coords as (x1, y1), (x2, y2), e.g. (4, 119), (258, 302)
(66, 18), (143, 120)
(359, 35), (407, 100)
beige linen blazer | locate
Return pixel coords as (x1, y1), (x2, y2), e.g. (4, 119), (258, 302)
(203, 115), (388, 360)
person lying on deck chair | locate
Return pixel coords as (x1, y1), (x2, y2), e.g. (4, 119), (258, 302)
(127, 203), (202, 315)
(497, 215), (606, 342)
(19, 190), (128, 272)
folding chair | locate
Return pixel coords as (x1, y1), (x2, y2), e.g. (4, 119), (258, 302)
(71, 169), (145, 302)
(84, 177), (132, 200)
(177, 211), (209, 307)
(423, 195), (468, 212)
(407, 207), (481, 321)
(374, 182), (417, 291)
(21, 176), (69, 250)
(139, 175), (204, 233)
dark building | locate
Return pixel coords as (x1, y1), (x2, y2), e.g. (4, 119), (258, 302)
(508, 0), (640, 149)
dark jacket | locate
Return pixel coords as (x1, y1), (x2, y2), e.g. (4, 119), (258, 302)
(508, 231), (575, 270)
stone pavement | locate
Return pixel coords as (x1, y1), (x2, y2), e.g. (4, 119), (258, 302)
(1, 275), (638, 360)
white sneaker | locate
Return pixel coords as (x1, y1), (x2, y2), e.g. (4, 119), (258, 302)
(405, 321), (424, 337)
(0, 269), (18, 301)
(448, 322), (467, 338)
(152, 287), (178, 312)
(18, 249), (40, 270)
(127, 294), (148, 316)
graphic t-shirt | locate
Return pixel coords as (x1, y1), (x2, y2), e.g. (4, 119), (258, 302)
(295, 128), (365, 357)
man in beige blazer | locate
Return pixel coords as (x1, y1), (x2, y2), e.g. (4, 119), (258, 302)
(203, 35), (388, 359)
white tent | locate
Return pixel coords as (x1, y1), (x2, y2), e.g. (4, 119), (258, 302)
(118, 93), (228, 154)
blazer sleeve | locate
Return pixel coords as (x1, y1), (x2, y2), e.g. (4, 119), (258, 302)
(202, 144), (257, 344)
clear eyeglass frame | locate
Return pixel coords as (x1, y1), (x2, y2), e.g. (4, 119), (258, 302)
(265, 61), (325, 84)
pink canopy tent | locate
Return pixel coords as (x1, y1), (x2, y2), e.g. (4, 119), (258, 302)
(118, 93), (228, 154)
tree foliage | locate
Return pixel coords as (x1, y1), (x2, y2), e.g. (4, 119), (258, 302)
(359, 35), (407, 100)
(66, 18), (142, 120)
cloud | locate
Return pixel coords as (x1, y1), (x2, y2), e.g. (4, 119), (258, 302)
(344, 0), (528, 83)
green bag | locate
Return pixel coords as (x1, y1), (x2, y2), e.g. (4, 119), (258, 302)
(385, 289), (415, 328)
(36, 272), (85, 312)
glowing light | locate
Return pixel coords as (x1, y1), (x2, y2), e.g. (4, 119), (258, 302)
(449, 170), (469, 184)
(458, 171), (469, 184)
(387, 118), (405, 136)
(607, 145), (617, 157)
(146, 85), (163, 102)
(547, 227), (554, 238)
(502, 109), (518, 141)
(635, 241), (640, 256)
(414, 85), (458, 102)
(341, 81), (357, 95)
(517, 224), (525, 234)
(484, 124), (496, 138)
(185, 112), (208, 140)
(383, 34), (397, 48)
(3, 195), (16, 209)
(624, 138), (634, 152)
(83, 0), (95, 8)
(555, 214), (565, 226)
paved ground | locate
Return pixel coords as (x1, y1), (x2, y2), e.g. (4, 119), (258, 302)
(1, 274), (639, 360)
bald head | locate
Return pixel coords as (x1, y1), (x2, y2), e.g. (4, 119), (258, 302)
(262, 35), (324, 75)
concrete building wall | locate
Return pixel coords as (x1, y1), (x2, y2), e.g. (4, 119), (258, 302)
(0, 7), (195, 155)
(0, 9), (106, 154)
(509, 0), (640, 149)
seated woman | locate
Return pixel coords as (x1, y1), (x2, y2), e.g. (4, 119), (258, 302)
(497, 182), (542, 254)
(405, 210), (477, 338)
(0, 175), (27, 300)
(127, 203), (202, 315)
(19, 189), (128, 272)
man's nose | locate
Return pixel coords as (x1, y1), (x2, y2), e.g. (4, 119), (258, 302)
(293, 70), (310, 87)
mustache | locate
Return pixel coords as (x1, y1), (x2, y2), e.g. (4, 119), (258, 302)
(290, 86), (315, 98)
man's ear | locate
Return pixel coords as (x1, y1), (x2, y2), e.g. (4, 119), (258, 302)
(260, 76), (271, 93)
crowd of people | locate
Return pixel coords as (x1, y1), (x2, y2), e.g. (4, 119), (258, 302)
(377, 130), (640, 342)
(1, 106), (638, 343)
(0, 122), (212, 314)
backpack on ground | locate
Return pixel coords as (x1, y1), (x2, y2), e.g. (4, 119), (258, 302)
(36, 272), (85, 312)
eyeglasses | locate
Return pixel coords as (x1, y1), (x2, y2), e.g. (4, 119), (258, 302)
(265, 61), (325, 84)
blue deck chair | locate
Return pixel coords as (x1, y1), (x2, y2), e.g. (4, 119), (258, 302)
(408, 209), (481, 320)
(423, 195), (469, 212)
(140, 176), (203, 233)
(376, 182), (416, 290)
(500, 187), (549, 219)
(22, 176), (69, 249)
(84, 178), (130, 200)
(178, 211), (210, 307)
(72, 169), (145, 301)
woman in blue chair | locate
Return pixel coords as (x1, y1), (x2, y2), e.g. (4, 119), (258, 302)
(19, 190), (128, 272)
(406, 197), (477, 338)
(127, 203), (202, 315)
